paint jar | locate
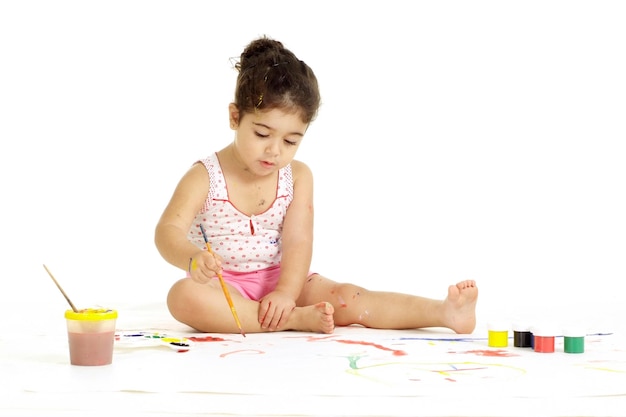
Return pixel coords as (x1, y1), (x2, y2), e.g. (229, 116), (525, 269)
(487, 322), (509, 348)
(512, 323), (532, 348)
(532, 327), (555, 353)
(563, 328), (585, 354)
(65, 308), (118, 366)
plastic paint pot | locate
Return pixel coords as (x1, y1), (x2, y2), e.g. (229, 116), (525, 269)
(65, 308), (118, 366)
(563, 328), (585, 354)
(487, 322), (509, 348)
(512, 323), (532, 348)
(532, 327), (556, 353)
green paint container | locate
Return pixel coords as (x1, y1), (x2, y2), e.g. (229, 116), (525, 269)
(563, 328), (585, 354)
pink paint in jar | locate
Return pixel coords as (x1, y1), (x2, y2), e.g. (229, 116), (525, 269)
(65, 308), (118, 366)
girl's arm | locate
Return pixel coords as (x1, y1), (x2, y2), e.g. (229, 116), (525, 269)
(258, 160), (315, 329)
(154, 163), (222, 281)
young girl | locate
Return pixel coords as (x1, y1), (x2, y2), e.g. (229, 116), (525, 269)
(155, 36), (478, 335)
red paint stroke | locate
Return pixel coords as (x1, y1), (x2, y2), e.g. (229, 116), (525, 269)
(451, 349), (518, 357)
(444, 377), (456, 382)
(188, 336), (226, 342)
(220, 349), (265, 357)
(336, 339), (407, 356)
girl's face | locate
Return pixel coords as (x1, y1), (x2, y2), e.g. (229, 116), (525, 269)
(229, 103), (308, 177)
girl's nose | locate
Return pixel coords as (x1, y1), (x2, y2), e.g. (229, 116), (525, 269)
(265, 139), (279, 155)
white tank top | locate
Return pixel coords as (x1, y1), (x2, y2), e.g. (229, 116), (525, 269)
(187, 152), (294, 272)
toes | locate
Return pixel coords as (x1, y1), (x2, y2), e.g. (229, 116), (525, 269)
(457, 280), (477, 289)
(325, 302), (335, 314)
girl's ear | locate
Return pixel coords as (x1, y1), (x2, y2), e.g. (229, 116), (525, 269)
(229, 103), (240, 129)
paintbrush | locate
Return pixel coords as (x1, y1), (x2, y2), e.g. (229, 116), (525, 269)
(43, 264), (79, 312)
(199, 224), (246, 337)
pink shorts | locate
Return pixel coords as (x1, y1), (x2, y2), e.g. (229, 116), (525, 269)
(190, 265), (316, 301)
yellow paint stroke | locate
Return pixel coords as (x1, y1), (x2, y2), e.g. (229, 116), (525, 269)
(578, 360), (626, 373)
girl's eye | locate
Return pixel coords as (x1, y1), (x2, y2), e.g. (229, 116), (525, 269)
(255, 131), (269, 138)
(284, 139), (298, 146)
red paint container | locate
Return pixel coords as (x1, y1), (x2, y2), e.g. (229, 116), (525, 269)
(533, 327), (556, 353)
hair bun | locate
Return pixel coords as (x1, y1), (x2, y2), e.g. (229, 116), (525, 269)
(241, 36), (283, 65)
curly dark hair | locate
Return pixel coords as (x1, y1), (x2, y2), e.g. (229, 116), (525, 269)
(233, 36), (320, 124)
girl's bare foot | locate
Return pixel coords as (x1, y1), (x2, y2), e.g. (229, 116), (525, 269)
(443, 280), (478, 334)
(287, 301), (335, 333)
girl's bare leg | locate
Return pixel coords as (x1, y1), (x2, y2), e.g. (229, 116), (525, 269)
(167, 278), (335, 334)
(297, 275), (478, 334)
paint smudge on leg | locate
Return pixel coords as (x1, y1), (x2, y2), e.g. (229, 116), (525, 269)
(337, 295), (347, 308)
(358, 309), (370, 321)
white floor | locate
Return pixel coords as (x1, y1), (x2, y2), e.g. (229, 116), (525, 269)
(1, 300), (625, 417)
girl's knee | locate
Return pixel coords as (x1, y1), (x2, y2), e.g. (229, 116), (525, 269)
(166, 278), (194, 316)
(332, 283), (367, 306)
(336, 282), (365, 295)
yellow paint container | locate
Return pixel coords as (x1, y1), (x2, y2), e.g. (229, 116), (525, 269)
(487, 322), (509, 348)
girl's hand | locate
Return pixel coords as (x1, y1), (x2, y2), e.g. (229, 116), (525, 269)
(258, 290), (296, 331)
(188, 250), (223, 284)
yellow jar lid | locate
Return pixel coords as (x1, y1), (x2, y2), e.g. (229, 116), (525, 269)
(65, 308), (118, 321)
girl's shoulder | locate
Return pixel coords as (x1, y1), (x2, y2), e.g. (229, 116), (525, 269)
(289, 159), (312, 179)
(288, 160), (313, 195)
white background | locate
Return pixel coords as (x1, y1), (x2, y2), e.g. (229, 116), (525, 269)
(1, 1), (624, 329)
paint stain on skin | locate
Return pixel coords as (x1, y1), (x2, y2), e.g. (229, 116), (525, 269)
(337, 295), (347, 308)
(450, 349), (518, 357)
(336, 339), (407, 356)
(188, 336), (226, 342)
(352, 292), (360, 299)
